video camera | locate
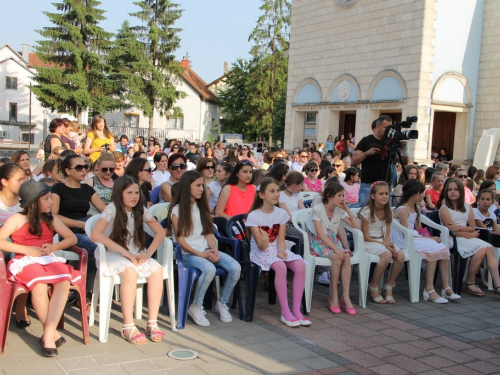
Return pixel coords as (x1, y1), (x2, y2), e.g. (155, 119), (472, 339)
(384, 116), (419, 142)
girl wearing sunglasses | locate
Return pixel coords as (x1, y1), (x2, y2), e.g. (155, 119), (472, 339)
(303, 161), (323, 193)
(168, 144), (180, 157)
(124, 158), (154, 208)
(52, 154), (106, 308)
(195, 157), (217, 186)
(239, 146), (257, 168)
(85, 152), (115, 204)
(160, 153), (187, 202)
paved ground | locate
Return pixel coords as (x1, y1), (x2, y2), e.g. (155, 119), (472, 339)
(1, 271), (500, 375)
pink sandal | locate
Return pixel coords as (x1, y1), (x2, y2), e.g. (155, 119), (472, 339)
(121, 323), (148, 345)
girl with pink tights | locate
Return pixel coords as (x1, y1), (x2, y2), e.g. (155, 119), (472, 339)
(246, 177), (308, 327)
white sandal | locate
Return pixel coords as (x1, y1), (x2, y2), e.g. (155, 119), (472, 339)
(146, 320), (165, 343)
(121, 323), (148, 345)
(368, 285), (386, 304)
(383, 283), (396, 304)
(441, 287), (461, 300)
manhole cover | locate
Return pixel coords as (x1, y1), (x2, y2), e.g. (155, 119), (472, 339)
(167, 349), (198, 360)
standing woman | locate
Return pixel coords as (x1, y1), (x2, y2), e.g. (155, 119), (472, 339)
(85, 152), (115, 204)
(325, 135), (335, 156)
(214, 142), (225, 161)
(51, 154), (107, 307)
(195, 157), (217, 186)
(160, 153), (188, 202)
(84, 115), (116, 163)
(239, 146), (258, 167)
(44, 119), (68, 160)
(11, 150), (33, 181)
(334, 135), (346, 157)
(124, 158), (154, 208)
(151, 152), (170, 188)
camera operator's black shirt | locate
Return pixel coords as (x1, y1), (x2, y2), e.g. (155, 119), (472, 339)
(355, 135), (390, 184)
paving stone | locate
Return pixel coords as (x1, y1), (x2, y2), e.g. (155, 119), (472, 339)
(152, 357), (206, 370)
(418, 355), (456, 369)
(337, 350), (385, 368)
(262, 360), (312, 374)
(58, 356), (100, 371)
(463, 347), (498, 360)
(442, 365), (482, 375)
(369, 363), (408, 375)
(93, 349), (149, 366)
(385, 343), (430, 359)
(166, 365), (208, 375)
(119, 359), (161, 374)
(406, 339), (442, 350)
(318, 366), (350, 374)
(429, 336), (474, 350)
(68, 364), (130, 375)
(344, 363), (375, 375)
(436, 324), (470, 334)
(457, 330), (498, 341)
(300, 356), (341, 370)
(3, 361), (66, 375)
(464, 360), (500, 374)
(428, 348), (475, 364)
(384, 355), (434, 373)
(268, 347), (319, 362)
(361, 346), (397, 358)
(418, 371), (450, 375)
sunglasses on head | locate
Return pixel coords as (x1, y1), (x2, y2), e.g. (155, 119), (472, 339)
(141, 168), (152, 173)
(70, 164), (90, 172)
(101, 167), (115, 173)
(170, 163), (187, 171)
(239, 160), (253, 166)
(203, 165), (215, 170)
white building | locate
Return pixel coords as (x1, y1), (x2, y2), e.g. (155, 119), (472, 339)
(105, 56), (220, 142)
(284, 0), (500, 164)
(0, 44), (82, 147)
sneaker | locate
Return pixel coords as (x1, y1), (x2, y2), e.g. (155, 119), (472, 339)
(215, 301), (233, 323)
(188, 304), (210, 326)
(316, 271), (330, 285)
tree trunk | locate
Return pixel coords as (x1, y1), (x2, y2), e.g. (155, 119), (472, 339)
(149, 112), (154, 137)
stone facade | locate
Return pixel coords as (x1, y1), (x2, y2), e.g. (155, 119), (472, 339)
(285, 0), (495, 164)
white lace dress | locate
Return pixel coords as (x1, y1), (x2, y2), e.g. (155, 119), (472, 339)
(439, 204), (492, 258)
(95, 203), (162, 278)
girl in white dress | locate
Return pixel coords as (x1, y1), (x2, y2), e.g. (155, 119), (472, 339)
(392, 180), (459, 303)
(246, 177), (307, 327)
(91, 176), (166, 345)
(439, 178), (500, 297)
(359, 182), (405, 304)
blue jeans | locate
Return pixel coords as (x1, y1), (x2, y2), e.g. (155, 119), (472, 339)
(61, 233), (97, 296)
(350, 182), (371, 208)
(183, 251), (241, 306)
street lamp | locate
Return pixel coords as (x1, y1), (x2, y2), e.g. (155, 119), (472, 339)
(43, 110), (48, 141)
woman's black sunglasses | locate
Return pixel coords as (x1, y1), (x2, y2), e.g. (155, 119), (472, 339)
(170, 163), (187, 171)
(70, 164), (90, 172)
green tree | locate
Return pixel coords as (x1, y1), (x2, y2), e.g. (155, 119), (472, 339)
(248, 0), (291, 146)
(31, 0), (121, 121)
(123, 0), (186, 136)
(217, 59), (256, 140)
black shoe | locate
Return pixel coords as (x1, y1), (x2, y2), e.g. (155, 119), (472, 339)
(39, 336), (58, 357)
(67, 291), (78, 305)
(16, 320), (31, 329)
(40, 335), (66, 348)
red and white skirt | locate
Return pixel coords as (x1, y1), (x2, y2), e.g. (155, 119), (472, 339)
(8, 262), (81, 291)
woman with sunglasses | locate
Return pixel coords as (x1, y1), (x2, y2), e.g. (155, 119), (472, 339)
(160, 153), (188, 202)
(456, 168), (476, 204)
(196, 157), (217, 186)
(152, 152), (170, 188)
(52, 154), (106, 308)
(325, 135), (334, 156)
(302, 161), (323, 193)
(239, 146), (257, 168)
(85, 152), (115, 204)
(168, 143), (180, 157)
(124, 158), (154, 207)
(333, 160), (346, 183)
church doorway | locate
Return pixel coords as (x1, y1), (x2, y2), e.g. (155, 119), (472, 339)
(432, 111), (456, 160)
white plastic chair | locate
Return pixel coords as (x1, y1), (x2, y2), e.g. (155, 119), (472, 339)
(149, 203), (171, 222)
(350, 207), (422, 303)
(85, 215), (176, 343)
(292, 209), (369, 311)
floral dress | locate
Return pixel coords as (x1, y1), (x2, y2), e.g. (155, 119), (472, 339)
(95, 203), (161, 278)
(246, 207), (305, 271)
(306, 203), (350, 257)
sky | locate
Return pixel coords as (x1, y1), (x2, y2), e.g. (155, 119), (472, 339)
(1, 0), (263, 83)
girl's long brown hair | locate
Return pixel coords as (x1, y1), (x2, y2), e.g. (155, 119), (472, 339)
(22, 197), (54, 236)
(109, 176), (146, 251)
(441, 178), (466, 213)
(167, 170), (213, 238)
(360, 181), (392, 224)
(11, 150), (32, 179)
(91, 114), (112, 139)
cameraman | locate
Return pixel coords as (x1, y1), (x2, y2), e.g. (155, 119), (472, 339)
(350, 115), (409, 207)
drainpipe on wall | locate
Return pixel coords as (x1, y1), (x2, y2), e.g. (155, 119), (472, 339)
(199, 97), (204, 141)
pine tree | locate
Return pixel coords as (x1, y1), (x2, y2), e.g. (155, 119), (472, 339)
(248, 0), (291, 146)
(31, 0), (121, 121)
(125, 0), (186, 136)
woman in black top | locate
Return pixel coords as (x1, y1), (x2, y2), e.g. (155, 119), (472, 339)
(44, 119), (68, 160)
(51, 154), (106, 303)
